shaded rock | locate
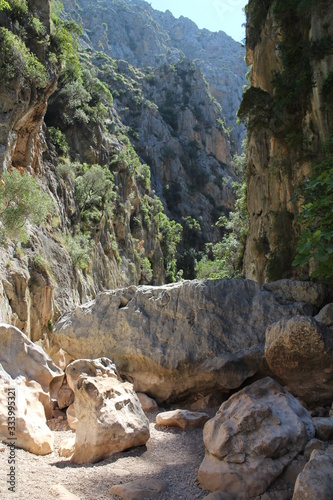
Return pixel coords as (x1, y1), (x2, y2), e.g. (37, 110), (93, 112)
(58, 436), (75, 458)
(315, 303), (333, 326)
(313, 417), (333, 441)
(198, 377), (314, 497)
(69, 358), (149, 464)
(66, 403), (78, 431)
(292, 449), (333, 499)
(190, 394), (220, 411)
(0, 323), (63, 397)
(52, 280), (310, 403)
(50, 484), (80, 499)
(265, 316), (333, 405)
(156, 410), (210, 429)
(137, 393), (158, 413)
(263, 280), (327, 308)
(203, 492), (234, 500)
(0, 373), (54, 455)
(57, 382), (74, 410)
(304, 439), (327, 460)
(110, 478), (167, 499)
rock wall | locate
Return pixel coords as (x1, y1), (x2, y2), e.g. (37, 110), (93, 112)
(243, 1), (333, 283)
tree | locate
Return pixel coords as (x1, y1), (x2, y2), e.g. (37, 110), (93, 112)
(0, 169), (53, 243)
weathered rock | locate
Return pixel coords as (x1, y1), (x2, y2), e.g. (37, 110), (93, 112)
(69, 359), (150, 464)
(50, 484), (80, 500)
(0, 323), (63, 396)
(265, 316), (333, 405)
(0, 374), (54, 455)
(304, 439), (327, 460)
(137, 393), (158, 413)
(52, 280), (310, 403)
(313, 417), (333, 441)
(292, 449), (333, 499)
(198, 378), (314, 497)
(263, 280), (327, 308)
(57, 382), (74, 410)
(58, 436), (76, 458)
(66, 404), (78, 431)
(65, 357), (120, 391)
(110, 479), (168, 499)
(315, 303), (333, 326)
(156, 410), (210, 429)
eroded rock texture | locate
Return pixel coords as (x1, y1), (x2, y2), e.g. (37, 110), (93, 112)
(51, 279), (311, 403)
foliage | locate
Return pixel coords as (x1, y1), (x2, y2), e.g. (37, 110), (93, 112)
(237, 87), (272, 131)
(0, 27), (48, 87)
(245, 0), (273, 50)
(293, 139), (333, 279)
(65, 233), (92, 270)
(0, 169), (53, 243)
(48, 127), (69, 156)
(196, 181), (249, 280)
(140, 195), (182, 282)
(74, 164), (116, 223)
(0, 0), (11, 10)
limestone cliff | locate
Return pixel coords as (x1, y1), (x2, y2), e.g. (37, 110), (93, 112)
(242, 0), (333, 283)
(61, 0), (246, 152)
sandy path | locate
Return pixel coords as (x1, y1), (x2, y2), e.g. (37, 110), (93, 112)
(0, 411), (212, 500)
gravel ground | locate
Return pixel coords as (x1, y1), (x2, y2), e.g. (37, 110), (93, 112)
(0, 410), (213, 500)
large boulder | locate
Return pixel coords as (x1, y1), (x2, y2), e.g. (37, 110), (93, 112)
(67, 358), (150, 464)
(0, 370), (54, 455)
(198, 377), (315, 497)
(263, 280), (327, 308)
(265, 316), (333, 405)
(292, 448), (333, 499)
(50, 280), (310, 403)
(0, 323), (63, 396)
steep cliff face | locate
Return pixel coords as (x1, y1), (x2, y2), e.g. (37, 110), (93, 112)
(242, 0), (333, 283)
(93, 55), (235, 244)
(61, 0), (246, 151)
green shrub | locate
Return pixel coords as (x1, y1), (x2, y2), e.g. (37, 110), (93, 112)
(0, 27), (48, 87)
(0, 169), (53, 243)
(293, 139), (333, 279)
(49, 127), (69, 156)
(65, 233), (92, 270)
(74, 164), (116, 222)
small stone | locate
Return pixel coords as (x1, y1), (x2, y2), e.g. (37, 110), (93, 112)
(51, 484), (80, 499)
(137, 393), (158, 412)
(313, 417), (333, 441)
(110, 478), (167, 499)
(304, 439), (326, 461)
(315, 303), (333, 326)
(156, 409), (210, 429)
(58, 436), (75, 458)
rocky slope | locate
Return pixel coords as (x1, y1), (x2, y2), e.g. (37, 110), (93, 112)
(241, 0), (333, 283)
(61, 0), (246, 152)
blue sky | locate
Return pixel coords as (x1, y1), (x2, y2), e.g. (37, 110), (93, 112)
(148, 0), (248, 42)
